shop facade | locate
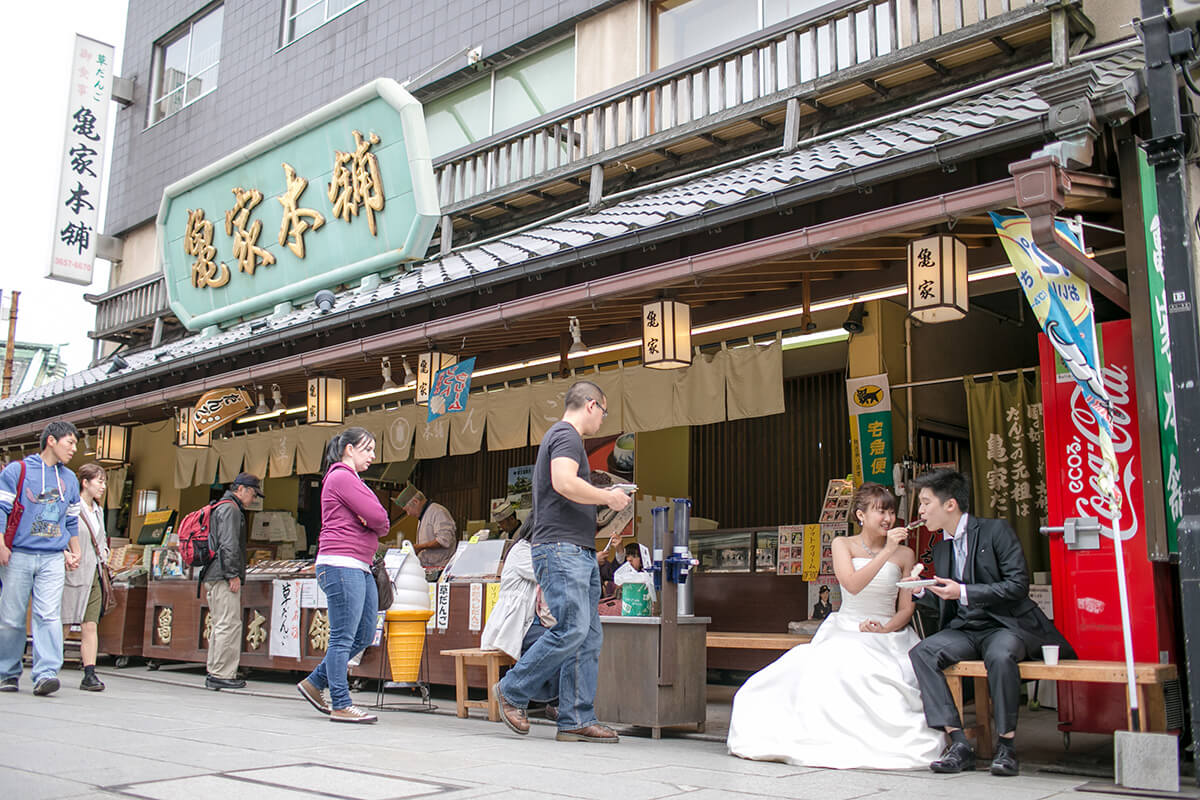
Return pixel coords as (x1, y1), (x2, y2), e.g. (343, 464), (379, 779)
(3, 0), (1184, 735)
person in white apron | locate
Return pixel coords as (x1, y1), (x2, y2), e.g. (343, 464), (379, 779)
(61, 463), (110, 691)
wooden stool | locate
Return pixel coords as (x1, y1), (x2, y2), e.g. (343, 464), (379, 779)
(440, 647), (515, 721)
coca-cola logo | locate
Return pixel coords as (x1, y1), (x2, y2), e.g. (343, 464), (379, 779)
(1065, 363), (1139, 542)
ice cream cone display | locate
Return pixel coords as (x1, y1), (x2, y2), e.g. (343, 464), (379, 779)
(385, 542), (433, 682)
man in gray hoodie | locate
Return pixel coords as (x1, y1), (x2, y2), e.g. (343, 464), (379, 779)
(201, 473), (262, 690)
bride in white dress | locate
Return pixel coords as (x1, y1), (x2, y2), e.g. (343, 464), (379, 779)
(727, 483), (946, 769)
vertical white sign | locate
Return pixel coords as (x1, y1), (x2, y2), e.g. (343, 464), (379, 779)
(270, 579), (301, 659)
(468, 582), (483, 631)
(49, 34), (114, 286)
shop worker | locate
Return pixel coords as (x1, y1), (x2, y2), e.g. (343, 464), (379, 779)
(201, 472), (263, 691)
(908, 468), (1074, 777)
(397, 482), (457, 573)
(495, 380), (631, 744)
(0, 420), (82, 697)
(491, 501), (525, 539)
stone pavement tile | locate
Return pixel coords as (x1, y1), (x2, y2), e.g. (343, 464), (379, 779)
(616, 739), (820, 777)
(171, 725), (311, 752)
(0, 765), (93, 800)
(285, 742), (499, 775)
(106, 774), (327, 800)
(233, 763), (462, 799)
(55, 752), (210, 787)
(449, 761), (692, 800)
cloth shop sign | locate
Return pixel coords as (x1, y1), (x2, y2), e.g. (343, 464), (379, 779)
(49, 34), (113, 286)
(846, 374), (893, 485)
(158, 79), (439, 331)
(427, 357), (476, 422)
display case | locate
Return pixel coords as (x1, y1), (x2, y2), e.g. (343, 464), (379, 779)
(690, 528), (778, 573)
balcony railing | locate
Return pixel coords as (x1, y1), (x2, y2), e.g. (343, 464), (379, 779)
(432, 0), (1069, 219)
(85, 273), (172, 342)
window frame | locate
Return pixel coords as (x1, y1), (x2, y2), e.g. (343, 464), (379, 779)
(146, 3), (225, 128)
(279, 0), (367, 50)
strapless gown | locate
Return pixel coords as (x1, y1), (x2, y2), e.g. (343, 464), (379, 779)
(727, 558), (945, 769)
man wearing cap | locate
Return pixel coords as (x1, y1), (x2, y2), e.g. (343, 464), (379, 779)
(491, 501), (525, 540)
(201, 473), (262, 690)
(397, 483), (457, 574)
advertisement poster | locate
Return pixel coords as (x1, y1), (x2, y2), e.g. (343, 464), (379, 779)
(776, 524), (807, 576)
(846, 375), (893, 485)
(269, 579), (301, 659)
(587, 433), (635, 544)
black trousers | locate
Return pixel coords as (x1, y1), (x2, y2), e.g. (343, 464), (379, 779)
(910, 625), (1029, 738)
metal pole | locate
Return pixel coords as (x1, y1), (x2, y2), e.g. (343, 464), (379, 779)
(1139, 0), (1200, 768)
(2, 291), (19, 399)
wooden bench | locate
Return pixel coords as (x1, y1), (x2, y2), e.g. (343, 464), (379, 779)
(944, 659), (1178, 759)
(440, 648), (515, 722)
(705, 632), (813, 650)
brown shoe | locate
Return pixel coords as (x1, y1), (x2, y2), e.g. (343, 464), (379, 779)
(329, 705), (377, 724)
(556, 724), (619, 743)
(296, 679), (330, 715)
(493, 682), (529, 735)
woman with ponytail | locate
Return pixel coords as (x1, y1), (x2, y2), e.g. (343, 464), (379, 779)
(296, 427), (389, 723)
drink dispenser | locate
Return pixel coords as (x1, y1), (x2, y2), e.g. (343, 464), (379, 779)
(669, 498), (698, 617)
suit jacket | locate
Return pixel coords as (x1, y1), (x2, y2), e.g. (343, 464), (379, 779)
(920, 515), (1075, 658)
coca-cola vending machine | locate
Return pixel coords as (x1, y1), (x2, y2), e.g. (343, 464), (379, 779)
(1040, 318), (1177, 734)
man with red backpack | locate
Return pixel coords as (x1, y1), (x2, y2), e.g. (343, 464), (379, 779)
(201, 472), (263, 690)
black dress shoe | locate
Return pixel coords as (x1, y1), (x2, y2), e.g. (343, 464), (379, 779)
(930, 741), (977, 774)
(990, 746), (1019, 777)
(205, 675), (247, 690)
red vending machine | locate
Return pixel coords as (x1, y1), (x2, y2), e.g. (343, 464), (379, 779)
(1040, 318), (1177, 734)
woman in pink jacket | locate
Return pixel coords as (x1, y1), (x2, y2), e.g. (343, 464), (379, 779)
(296, 427), (389, 723)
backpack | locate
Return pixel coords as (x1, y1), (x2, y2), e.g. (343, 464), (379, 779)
(178, 499), (235, 568)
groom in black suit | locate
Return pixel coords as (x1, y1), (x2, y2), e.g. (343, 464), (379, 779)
(908, 469), (1073, 777)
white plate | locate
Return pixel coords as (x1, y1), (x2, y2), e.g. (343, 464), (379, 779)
(896, 579), (937, 589)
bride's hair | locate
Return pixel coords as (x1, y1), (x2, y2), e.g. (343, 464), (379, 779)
(851, 482), (896, 525)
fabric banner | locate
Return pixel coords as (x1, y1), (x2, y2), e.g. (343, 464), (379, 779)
(726, 339), (786, 420)
(242, 437), (269, 481)
(991, 212), (1121, 522)
(294, 425), (331, 474)
(485, 383), (530, 451)
(529, 377), (571, 441)
(379, 405), (418, 463)
(621, 365), (676, 433)
(1137, 149), (1182, 551)
(964, 374), (1048, 573)
(846, 373), (893, 486)
(583, 367), (624, 439)
(449, 393), (487, 455)
(211, 438), (246, 483)
(428, 357), (477, 422)
(266, 429), (297, 478)
(414, 416), (449, 459)
(675, 347), (729, 426)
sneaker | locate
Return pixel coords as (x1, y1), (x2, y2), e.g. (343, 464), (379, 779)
(0, 677), (17, 692)
(33, 677), (60, 697)
(330, 705), (378, 724)
(296, 679), (330, 715)
(79, 673), (105, 692)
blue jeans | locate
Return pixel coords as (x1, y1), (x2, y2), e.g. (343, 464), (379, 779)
(499, 542), (601, 730)
(520, 620), (557, 705)
(0, 550), (66, 683)
(304, 565), (377, 709)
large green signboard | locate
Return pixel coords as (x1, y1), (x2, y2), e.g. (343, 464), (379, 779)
(158, 79), (439, 331)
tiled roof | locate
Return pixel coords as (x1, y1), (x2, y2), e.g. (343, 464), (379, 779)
(1, 45), (1143, 416)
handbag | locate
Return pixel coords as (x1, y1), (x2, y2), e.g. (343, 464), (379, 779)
(372, 554), (394, 611)
(79, 508), (118, 617)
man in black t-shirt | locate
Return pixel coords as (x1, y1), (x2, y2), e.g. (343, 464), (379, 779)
(495, 380), (631, 743)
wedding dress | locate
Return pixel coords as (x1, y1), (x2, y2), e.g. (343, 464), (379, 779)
(727, 558), (945, 769)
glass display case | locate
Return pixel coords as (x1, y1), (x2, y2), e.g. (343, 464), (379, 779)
(690, 528), (778, 573)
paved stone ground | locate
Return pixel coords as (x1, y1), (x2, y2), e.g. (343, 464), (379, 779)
(0, 664), (1178, 800)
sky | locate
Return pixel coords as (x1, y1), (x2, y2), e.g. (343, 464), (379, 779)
(1, 3), (128, 375)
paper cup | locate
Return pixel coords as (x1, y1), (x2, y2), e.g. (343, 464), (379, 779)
(1042, 644), (1060, 666)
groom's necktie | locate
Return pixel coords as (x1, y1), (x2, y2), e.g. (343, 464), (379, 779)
(947, 532), (967, 581)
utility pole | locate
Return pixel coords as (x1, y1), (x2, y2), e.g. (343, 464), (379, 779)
(1, 290), (18, 399)
(1138, 0), (1200, 776)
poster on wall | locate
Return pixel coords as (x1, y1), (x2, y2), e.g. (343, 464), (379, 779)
(587, 433), (636, 546)
(846, 375), (894, 486)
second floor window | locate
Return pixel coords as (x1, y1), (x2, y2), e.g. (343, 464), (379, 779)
(424, 37), (576, 158)
(149, 5), (224, 125)
(283, 0), (365, 46)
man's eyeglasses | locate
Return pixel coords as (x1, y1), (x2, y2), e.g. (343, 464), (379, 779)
(590, 398), (609, 419)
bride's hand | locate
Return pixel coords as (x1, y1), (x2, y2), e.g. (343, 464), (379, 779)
(909, 563), (925, 580)
(884, 526), (907, 553)
(859, 620), (884, 633)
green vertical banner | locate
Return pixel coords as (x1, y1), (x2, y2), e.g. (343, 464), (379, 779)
(847, 374), (894, 485)
(964, 374), (1048, 573)
(1137, 148), (1183, 552)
